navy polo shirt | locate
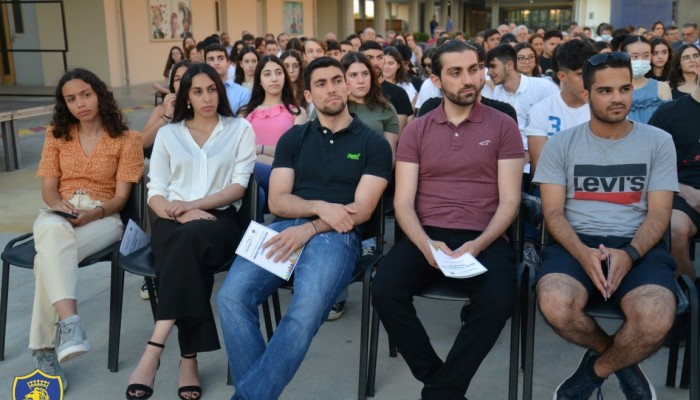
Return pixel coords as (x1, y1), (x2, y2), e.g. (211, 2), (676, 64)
(272, 115), (392, 205)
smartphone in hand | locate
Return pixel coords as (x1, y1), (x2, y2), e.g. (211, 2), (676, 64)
(41, 208), (78, 219)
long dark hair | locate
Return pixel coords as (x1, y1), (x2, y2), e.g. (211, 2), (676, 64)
(341, 52), (390, 111)
(234, 46), (259, 85)
(51, 68), (128, 140)
(172, 63), (234, 122)
(280, 50), (308, 110)
(163, 46), (184, 78)
(668, 44), (700, 89)
(240, 55), (300, 117)
(168, 60), (192, 93)
(648, 38), (673, 80)
(383, 47), (410, 84)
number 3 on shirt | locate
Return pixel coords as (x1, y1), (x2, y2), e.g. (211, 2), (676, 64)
(547, 116), (561, 137)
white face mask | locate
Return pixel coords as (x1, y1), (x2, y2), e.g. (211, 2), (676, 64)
(601, 34), (611, 42)
(631, 59), (652, 78)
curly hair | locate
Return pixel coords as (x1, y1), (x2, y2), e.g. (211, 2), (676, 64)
(51, 68), (128, 141)
(239, 55), (300, 118)
(341, 52), (390, 112)
(668, 44), (700, 89)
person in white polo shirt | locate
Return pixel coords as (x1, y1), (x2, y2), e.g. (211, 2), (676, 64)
(486, 44), (558, 171)
(526, 40), (598, 175)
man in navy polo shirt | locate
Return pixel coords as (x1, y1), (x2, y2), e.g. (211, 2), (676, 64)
(217, 57), (392, 400)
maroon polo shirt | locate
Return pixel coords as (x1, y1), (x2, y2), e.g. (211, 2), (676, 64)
(396, 100), (524, 231)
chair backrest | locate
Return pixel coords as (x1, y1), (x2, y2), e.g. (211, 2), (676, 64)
(237, 173), (259, 229)
(362, 195), (385, 253)
(119, 179), (145, 228)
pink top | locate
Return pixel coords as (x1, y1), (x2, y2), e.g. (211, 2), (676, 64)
(245, 104), (295, 146)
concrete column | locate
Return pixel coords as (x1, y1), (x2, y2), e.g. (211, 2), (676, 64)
(440, 0), (448, 30)
(374, 0), (387, 35)
(341, 0), (354, 38)
(359, 0), (366, 27)
(452, 0), (461, 33)
(490, 0), (499, 29)
(409, 0), (420, 33)
(423, 0), (433, 34)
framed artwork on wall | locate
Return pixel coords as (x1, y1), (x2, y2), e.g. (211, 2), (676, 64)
(148, 0), (193, 41)
(283, 1), (303, 35)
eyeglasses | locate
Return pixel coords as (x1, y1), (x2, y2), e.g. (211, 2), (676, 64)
(423, 63), (432, 69)
(586, 51), (630, 67)
(681, 53), (700, 62)
(681, 32), (697, 37)
(517, 55), (536, 62)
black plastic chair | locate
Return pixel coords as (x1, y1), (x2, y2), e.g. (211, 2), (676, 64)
(520, 229), (699, 400)
(117, 175), (264, 377)
(264, 196), (386, 400)
(364, 206), (526, 399)
(0, 180), (144, 372)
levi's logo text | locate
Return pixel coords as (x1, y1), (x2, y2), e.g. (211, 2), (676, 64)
(12, 369), (64, 400)
(347, 153), (361, 160)
(573, 164), (646, 205)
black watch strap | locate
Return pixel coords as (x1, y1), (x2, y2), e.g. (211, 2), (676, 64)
(622, 244), (641, 265)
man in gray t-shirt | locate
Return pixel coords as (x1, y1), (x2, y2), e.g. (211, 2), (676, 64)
(532, 52), (678, 400)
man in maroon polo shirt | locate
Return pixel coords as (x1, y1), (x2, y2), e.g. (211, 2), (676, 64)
(372, 41), (525, 400)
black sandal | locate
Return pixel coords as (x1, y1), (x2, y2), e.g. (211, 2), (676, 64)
(125, 341), (164, 400)
(178, 353), (202, 400)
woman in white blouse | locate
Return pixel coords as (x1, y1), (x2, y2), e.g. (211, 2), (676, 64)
(126, 63), (256, 400)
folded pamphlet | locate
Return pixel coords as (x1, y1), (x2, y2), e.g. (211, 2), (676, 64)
(235, 221), (303, 280)
(428, 241), (487, 279)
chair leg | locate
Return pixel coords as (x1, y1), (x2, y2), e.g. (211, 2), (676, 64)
(272, 291), (282, 326)
(523, 265), (537, 400)
(367, 307), (381, 397)
(261, 297), (274, 342)
(0, 262), (10, 361)
(666, 318), (682, 387)
(108, 251), (124, 372)
(358, 269), (372, 400)
(508, 263), (525, 400)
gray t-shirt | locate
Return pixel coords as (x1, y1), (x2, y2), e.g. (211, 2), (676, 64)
(533, 122), (678, 238)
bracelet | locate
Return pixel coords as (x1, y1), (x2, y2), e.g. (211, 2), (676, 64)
(309, 220), (318, 235)
(161, 114), (171, 123)
(95, 205), (105, 219)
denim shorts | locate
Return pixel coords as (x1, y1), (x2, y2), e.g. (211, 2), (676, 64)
(537, 233), (676, 303)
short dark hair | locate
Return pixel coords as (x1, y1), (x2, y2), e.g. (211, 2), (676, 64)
(358, 40), (383, 52)
(543, 29), (564, 42)
(339, 39), (352, 47)
(432, 40), (478, 78)
(555, 40), (597, 72)
(346, 33), (360, 41)
(265, 39), (278, 47)
(582, 52), (631, 91)
(204, 43), (227, 59)
(681, 22), (698, 31)
(500, 33), (517, 44)
(242, 33), (255, 42)
(484, 29), (499, 40)
(486, 44), (517, 67)
(326, 40), (340, 51)
(172, 63), (234, 121)
(303, 56), (345, 91)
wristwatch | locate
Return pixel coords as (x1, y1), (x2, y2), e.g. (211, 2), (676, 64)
(622, 244), (641, 265)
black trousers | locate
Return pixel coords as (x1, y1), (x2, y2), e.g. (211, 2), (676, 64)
(372, 226), (516, 400)
(150, 206), (242, 355)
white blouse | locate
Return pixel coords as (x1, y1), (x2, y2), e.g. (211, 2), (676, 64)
(147, 115), (256, 211)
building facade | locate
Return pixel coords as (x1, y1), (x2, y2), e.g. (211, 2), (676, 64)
(0, 0), (697, 88)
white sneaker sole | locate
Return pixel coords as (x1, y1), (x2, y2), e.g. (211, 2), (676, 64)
(57, 340), (91, 363)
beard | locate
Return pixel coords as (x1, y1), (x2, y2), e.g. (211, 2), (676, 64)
(443, 85), (479, 107)
(591, 102), (630, 124)
(316, 99), (347, 117)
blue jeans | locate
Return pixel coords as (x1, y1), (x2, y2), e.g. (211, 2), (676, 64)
(217, 218), (360, 400)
